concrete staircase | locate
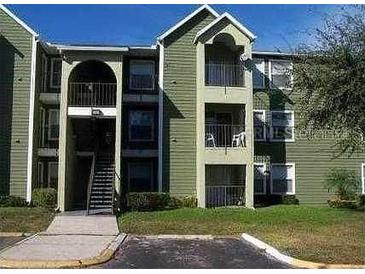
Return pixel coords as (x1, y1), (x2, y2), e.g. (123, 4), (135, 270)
(88, 152), (114, 214)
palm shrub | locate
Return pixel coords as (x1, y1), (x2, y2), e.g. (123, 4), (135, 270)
(324, 168), (360, 201)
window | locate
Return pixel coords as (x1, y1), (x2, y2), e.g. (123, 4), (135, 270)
(129, 60), (155, 90)
(271, 163), (295, 195)
(41, 54), (48, 92)
(48, 162), (58, 189)
(37, 162), (44, 188)
(254, 163), (266, 195)
(50, 58), (62, 88)
(128, 162), (153, 192)
(48, 109), (60, 141)
(270, 111), (295, 142)
(129, 111), (154, 141)
(362, 164), (365, 194)
(270, 60), (292, 89)
(253, 59), (265, 88)
(254, 110), (266, 141)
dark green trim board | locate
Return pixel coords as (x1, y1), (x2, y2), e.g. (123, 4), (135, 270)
(0, 8), (34, 197)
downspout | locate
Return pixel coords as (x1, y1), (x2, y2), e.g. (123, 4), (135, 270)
(26, 35), (39, 202)
(157, 40), (164, 192)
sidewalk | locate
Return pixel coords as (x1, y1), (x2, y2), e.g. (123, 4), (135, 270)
(0, 214), (125, 268)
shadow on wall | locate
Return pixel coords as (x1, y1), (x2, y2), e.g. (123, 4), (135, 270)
(162, 92), (184, 192)
(0, 36), (23, 195)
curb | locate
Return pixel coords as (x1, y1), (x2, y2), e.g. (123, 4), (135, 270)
(144, 234), (215, 240)
(0, 233), (127, 269)
(0, 232), (33, 237)
(241, 233), (365, 269)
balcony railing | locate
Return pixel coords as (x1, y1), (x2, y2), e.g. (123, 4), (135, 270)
(205, 124), (246, 148)
(129, 74), (155, 90)
(206, 185), (245, 207)
(205, 63), (245, 87)
(68, 82), (117, 107)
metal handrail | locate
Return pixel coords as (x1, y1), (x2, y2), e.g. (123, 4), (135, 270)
(205, 124), (246, 148)
(68, 82), (117, 107)
(86, 144), (98, 214)
(205, 63), (245, 87)
(206, 185), (245, 208)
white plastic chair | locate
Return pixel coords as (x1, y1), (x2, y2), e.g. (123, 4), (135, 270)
(206, 133), (216, 147)
(232, 132), (246, 147)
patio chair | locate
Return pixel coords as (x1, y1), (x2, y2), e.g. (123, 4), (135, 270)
(232, 132), (246, 147)
(205, 133), (216, 147)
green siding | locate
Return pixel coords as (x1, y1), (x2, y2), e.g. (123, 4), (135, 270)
(253, 57), (365, 204)
(162, 10), (216, 197)
(0, 9), (34, 197)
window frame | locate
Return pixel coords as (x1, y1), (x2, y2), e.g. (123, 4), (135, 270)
(253, 58), (265, 89)
(127, 161), (154, 192)
(253, 109), (266, 141)
(41, 54), (48, 93)
(362, 163), (365, 195)
(128, 110), (155, 142)
(270, 110), (295, 142)
(47, 161), (58, 188)
(269, 59), (293, 90)
(50, 58), (62, 88)
(254, 163), (267, 195)
(270, 163), (296, 195)
(129, 60), (155, 91)
(48, 109), (60, 141)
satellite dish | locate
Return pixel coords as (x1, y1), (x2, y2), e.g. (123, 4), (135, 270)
(239, 53), (249, 62)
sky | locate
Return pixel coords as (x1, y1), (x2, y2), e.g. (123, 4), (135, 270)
(7, 4), (344, 51)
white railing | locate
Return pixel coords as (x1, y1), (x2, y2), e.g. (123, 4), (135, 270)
(205, 124), (246, 148)
(69, 82), (117, 107)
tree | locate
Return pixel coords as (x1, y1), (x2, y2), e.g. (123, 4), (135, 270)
(293, 5), (365, 155)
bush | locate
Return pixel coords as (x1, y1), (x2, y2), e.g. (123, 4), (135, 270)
(127, 192), (171, 211)
(281, 195), (299, 205)
(328, 199), (358, 209)
(0, 196), (28, 207)
(32, 188), (57, 208)
(324, 168), (360, 200)
(180, 196), (198, 208)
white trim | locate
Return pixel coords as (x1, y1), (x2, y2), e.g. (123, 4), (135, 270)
(54, 44), (129, 52)
(157, 4), (219, 42)
(48, 109), (59, 141)
(361, 163), (365, 194)
(157, 41), (164, 192)
(269, 59), (293, 90)
(253, 109), (266, 142)
(0, 4), (38, 37)
(253, 51), (294, 57)
(129, 60), (155, 91)
(50, 58), (62, 89)
(67, 107), (116, 117)
(270, 163), (296, 195)
(128, 110), (155, 142)
(270, 110), (295, 142)
(47, 161), (58, 188)
(26, 37), (37, 202)
(194, 12), (256, 43)
(254, 163), (267, 195)
(252, 58), (265, 89)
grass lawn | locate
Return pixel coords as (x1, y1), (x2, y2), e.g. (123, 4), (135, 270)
(119, 205), (365, 264)
(0, 207), (54, 233)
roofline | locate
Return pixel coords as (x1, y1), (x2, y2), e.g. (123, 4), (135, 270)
(252, 50), (295, 57)
(157, 4), (219, 42)
(49, 43), (129, 52)
(194, 12), (256, 44)
(0, 4), (38, 37)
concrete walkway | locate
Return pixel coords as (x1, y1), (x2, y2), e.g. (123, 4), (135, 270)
(0, 214), (122, 265)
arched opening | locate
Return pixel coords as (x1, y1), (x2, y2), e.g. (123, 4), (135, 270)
(68, 60), (117, 107)
(205, 33), (245, 87)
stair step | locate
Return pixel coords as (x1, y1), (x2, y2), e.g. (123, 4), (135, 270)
(89, 204), (112, 209)
(90, 201), (112, 205)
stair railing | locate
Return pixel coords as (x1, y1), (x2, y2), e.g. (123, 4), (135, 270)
(86, 144), (99, 214)
(112, 167), (121, 214)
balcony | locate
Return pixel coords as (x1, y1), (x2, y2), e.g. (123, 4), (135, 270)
(205, 124), (246, 148)
(129, 74), (156, 91)
(68, 82), (117, 107)
(205, 63), (245, 87)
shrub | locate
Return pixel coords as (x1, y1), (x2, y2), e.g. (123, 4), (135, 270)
(127, 192), (171, 211)
(281, 195), (299, 205)
(180, 196), (198, 208)
(32, 188), (57, 208)
(0, 196), (28, 207)
(327, 199), (358, 209)
(324, 168), (360, 200)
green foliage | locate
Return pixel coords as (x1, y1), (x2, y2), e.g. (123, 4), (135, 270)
(180, 196), (198, 208)
(31, 188), (57, 208)
(327, 199), (358, 209)
(293, 6), (365, 154)
(0, 196), (28, 207)
(127, 192), (172, 211)
(324, 168), (360, 200)
(281, 195), (299, 205)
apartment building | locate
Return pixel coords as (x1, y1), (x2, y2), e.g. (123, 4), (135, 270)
(1, 4), (364, 213)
